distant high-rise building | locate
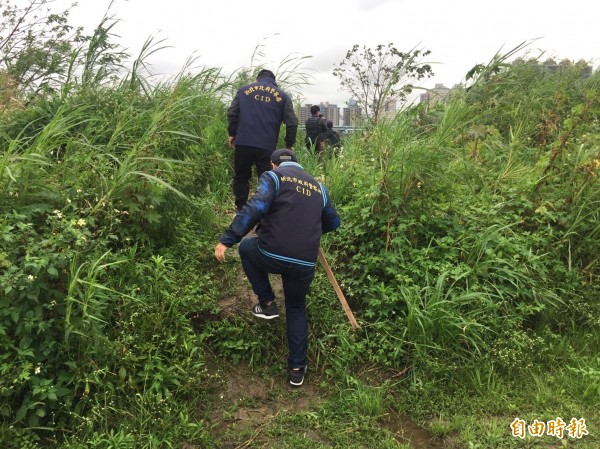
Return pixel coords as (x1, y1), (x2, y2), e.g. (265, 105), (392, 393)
(542, 58), (558, 74)
(515, 57), (593, 79)
(343, 98), (362, 126)
(297, 104), (312, 124)
(319, 102), (340, 126)
(381, 99), (397, 119)
(576, 59), (594, 79)
(429, 84), (451, 105)
(420, 84), (458, 107)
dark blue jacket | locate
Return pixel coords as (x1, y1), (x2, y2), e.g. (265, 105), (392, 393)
(220, 162), (340, 266)
(227, 77), (298, 150)
(305, 115), (327, 141)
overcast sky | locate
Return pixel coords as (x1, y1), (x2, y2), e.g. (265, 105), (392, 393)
(55, 0), (598, 106)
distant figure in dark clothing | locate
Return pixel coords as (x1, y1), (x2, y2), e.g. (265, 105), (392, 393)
(318, 120), (341, 154)
(227, 69), (298, 211)
(304, 105), (327, 152)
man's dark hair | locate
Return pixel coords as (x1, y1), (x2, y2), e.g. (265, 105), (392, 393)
(326, 120), (334, 128)
(310, 105), (320, 114)
(257, 69), (276, 80)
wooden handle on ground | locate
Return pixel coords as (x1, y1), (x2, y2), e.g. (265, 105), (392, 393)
(318, 248), (359, 330)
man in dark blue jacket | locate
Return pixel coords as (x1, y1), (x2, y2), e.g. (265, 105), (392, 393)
(304, 105), (327, 152)
(215, 149), (340, 387)
(227, 69), (298, 211)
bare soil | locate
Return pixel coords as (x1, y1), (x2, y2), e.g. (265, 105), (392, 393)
(194, 263), (450, 448)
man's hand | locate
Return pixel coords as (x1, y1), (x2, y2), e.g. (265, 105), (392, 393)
(227, 136), (235, 148)
(214, 243), (229, 262)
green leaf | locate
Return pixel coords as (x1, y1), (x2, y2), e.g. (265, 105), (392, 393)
(19, 336), (32, 349)
(47, 266), (59, 277)
(55, 387), (71, 397)
(15, 404), (28, 421)
(144, 211), (161, 224)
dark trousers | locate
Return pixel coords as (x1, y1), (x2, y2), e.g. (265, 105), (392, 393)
(239, 237), (315, 369)
(305, 136), (318, 152)
(233, 145), (272, 210)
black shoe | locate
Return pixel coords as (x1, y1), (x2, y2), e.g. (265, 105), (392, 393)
(251, 301), (279, 320)
(289, 366), (306, 386)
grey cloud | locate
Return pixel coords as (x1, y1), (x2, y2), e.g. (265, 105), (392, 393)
(310, 45), (349, 72)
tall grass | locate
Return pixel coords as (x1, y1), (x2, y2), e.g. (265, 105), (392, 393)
(1, 6), (598, 447)
(324, 53), (599, 395)
(0, 10), (231, 444)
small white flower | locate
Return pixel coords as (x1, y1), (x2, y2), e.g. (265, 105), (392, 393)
(66, 198), (71, 204)
(34, 366), (41, 374)
(76, 189), (82, 193)
(27, 275), (34, 281)
(77, 218), (86, 226)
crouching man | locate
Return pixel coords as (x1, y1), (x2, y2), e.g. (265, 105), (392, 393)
(214, 149), (340, 386)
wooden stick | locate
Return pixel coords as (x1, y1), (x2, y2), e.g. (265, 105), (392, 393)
(318, 248), (359, 330)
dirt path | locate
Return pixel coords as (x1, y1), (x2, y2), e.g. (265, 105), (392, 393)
(195, 263), (450, 448)
(203, 361), (323, 448)
(202, 360), (448, 448)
